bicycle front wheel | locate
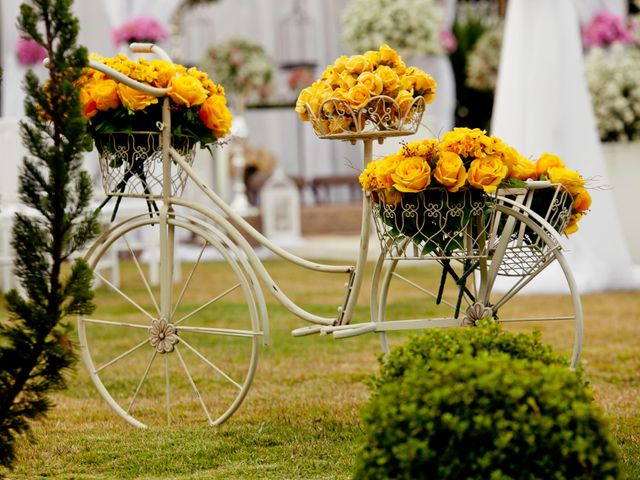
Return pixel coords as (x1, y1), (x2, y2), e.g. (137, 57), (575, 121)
(79, 212), (263, 427)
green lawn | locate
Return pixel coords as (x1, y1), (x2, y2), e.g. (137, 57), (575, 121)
(1, 258), (639, 479)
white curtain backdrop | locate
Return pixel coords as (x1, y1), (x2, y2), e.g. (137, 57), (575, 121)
(491, 0), (640, 293)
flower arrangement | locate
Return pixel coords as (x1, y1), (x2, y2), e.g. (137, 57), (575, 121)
(465, 27), (503, 92)
(359, 128), (591, 253)
(111, 16), (168, 46)
(581, 11), (636, 48)
(585, 43), (640, 142)
(79, 53), (232, 143)
(77, 54), (232, 214)
(16, 37), (48, 66)
(341, 0), (448, 57)
(295, 44), (435, 137)
(202, 39), (275, 106)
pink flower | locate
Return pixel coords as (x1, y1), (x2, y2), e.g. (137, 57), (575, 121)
(582, 11), (636, 48)
(440, 30), (458, 54)
(16, 38), (47, 66)
(111, 16), (168, 46)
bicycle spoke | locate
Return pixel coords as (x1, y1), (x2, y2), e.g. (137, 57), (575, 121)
(177, 325), (260, 338)
(175, 346), (213, 425)
(174, 284), (241, 326)
(165, 354), (171, 426)
(391, 271), (458, 311)
(179, 337), (242, 390)
(498, 315), (575, 323)
(491, 255), (555, 311)
(124, 235), (160, 317)
(82, 317), (150, 330)
(127, 350), (157, 414)
(172, 240), (209, 320)
(94, 270), (156, 322)
(95, 338), (149, 374)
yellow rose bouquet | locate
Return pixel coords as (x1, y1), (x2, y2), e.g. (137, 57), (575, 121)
(77, 54), (233, 216)
(359, 128), (591, 255)
(79, 53), (232, 144)
(296, 44), (435, 138)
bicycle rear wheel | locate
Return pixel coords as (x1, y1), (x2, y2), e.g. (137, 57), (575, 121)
(79, 212), (264, 427)
(374, 204), (583, 369)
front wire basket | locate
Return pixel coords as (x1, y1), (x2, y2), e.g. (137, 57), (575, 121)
(306, 95), (425, 141)
(95, 132), (197, 199)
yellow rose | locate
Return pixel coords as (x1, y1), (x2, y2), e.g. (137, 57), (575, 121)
(380, 188), (403, 206)
(573, 189), (592, 213)
(502, 147), (536, 180)
(379, 44), (401, 67)
(359, 164), (377, 191)
(391, 156), (431, 192)
(148, 60), (176, 87)
(346, 84), (371, 110)
(357, 71), (383, 96)
(295, 86), (314, 121)
(565, 213), (582, 235)
(79, 86), (97, 119)
(117, 83), (158, 111)
(375, 65), (399, 94)
(396, 89), (415, 117)
(467, 155), (508, 192)
(89, 79), (119, 111)
(333, 55), (349, 74)
(412, 68), (437, 99)
(199, 94), (233, 138)
(375, 153), (402, 190)
(169, 74), (208, 107)
(434, 151), (467, 192)
(345, 54), (371, 75)
(339, 71), (357, 90)
(536, 152), (565, 176)
(547, 167), (585, 195)
(363, 50), (381, 69)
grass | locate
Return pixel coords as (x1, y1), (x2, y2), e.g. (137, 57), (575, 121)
(1, 257), (639, 479)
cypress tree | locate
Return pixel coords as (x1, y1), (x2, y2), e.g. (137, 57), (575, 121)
(0, 0), (99, 469)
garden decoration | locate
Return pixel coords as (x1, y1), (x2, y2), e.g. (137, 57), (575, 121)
(76, 43), (584, 429)
(78, 51), (231, 219)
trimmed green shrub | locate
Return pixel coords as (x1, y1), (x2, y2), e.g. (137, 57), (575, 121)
(354, 353), (621, 479)
(355, 324), (619, 478)
(376, 321), (572, 388)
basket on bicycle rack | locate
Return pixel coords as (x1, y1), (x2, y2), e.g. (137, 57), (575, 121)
(95, 132), (197, 199)
(371, 188), (497, 260)
(305, 95), (426, 141)
(371, 183), (574, 276)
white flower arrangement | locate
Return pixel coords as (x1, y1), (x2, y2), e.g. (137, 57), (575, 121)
(341, 0), (445, 56)
(585, 43), (640, 142)
(465, 27), (503, 92)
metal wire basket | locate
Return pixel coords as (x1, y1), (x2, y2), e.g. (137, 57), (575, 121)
(95, 132), (197, 199)
(306, 95), (425, 141)
(371, 188), (497, 260)
(371, 184), (574, 276)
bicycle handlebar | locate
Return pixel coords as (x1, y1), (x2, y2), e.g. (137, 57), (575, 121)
(43, 42), (173, 98)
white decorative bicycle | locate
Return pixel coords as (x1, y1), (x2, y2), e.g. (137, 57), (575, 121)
(78, 44), (583, 428)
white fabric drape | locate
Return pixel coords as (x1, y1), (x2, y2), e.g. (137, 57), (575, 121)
(491, 0), (640, 293)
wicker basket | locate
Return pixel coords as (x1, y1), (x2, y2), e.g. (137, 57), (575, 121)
(95, 132), (197, 199)
(306, 95), (425, 141)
